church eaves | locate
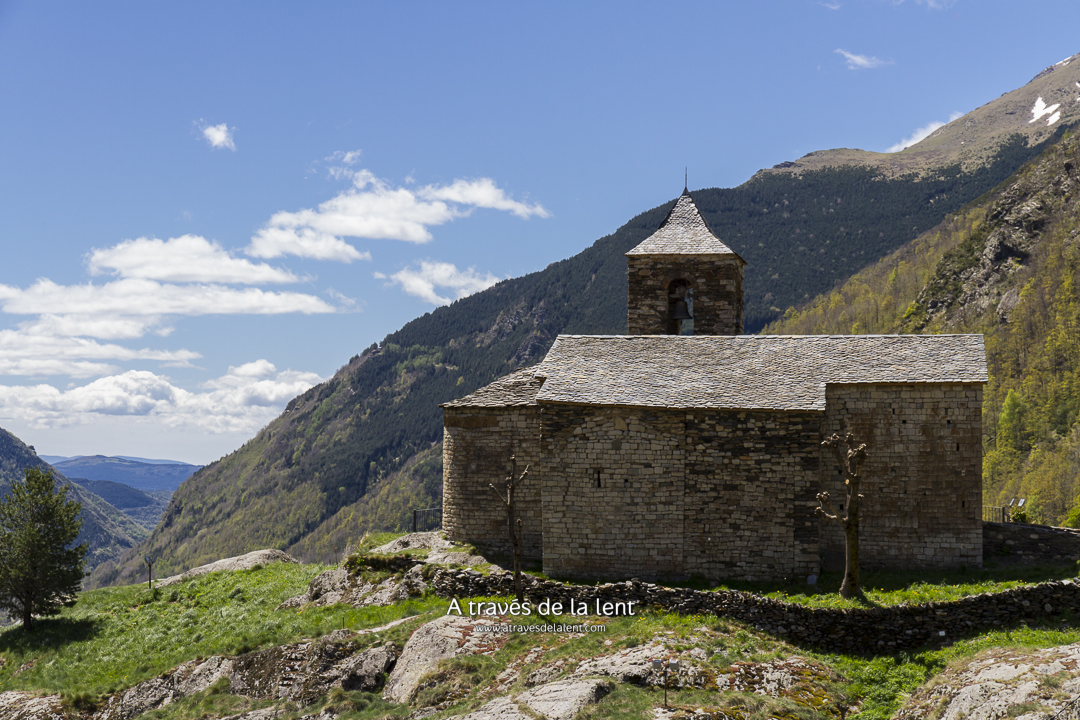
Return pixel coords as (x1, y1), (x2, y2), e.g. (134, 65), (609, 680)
(625, 189), (743, 259)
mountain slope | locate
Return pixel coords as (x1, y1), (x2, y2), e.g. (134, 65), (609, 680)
(764, 52), (1080, 178)
(768, 126), (1080, 526)
(0, 427), (148, 573)
(96, 55), (1080, 589)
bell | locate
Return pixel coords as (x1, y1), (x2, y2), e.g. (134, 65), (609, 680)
(671, 299), (692, 321)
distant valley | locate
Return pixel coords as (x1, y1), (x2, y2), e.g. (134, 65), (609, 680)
(44, 454), (200, 493)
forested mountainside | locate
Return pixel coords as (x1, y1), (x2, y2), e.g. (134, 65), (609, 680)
(767, 127), (1080, 527)
(95, 92), (1070, 589)
(0, 426), (148, 572)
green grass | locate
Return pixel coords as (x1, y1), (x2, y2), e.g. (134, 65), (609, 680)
(689, 562), (1079, 609)
(0, 562), (446, 697)
(3, 556), (1079, 720)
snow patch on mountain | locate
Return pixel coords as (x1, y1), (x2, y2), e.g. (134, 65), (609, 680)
(1030, 96), (1062, 125)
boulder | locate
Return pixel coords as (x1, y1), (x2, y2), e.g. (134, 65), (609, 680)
(279, 566), (427, 610)
(383, 616), (508, 704)
(516, 679), (612, 720)
(0, 692), (68, 720)
(571, 642), (665, 685)
(459, 679), (611, 720)
(425, 550), (488, 567)
(372, 532), (451, 554)
(157, 550), (297, 587)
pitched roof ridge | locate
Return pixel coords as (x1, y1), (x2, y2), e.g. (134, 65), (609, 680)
(626, 190), (743, 258)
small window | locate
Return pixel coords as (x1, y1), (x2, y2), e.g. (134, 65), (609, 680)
(595, 469), (602, 489)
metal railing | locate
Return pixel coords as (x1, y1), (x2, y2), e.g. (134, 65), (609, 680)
(412, 507), (443, 533)
(983, 505), (1008, 523)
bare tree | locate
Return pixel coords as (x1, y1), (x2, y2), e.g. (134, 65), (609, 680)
(816, 432), (868, 599)
(490, 454), (528, 603)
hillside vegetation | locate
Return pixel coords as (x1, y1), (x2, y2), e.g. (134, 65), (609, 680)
(767, 127), (1080, 527)
(96, 128), (1061, 589)
(7, 540), (1080, 719)
(0, 426), (148, 573)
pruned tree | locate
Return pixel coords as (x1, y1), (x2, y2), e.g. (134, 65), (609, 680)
(490, 454), (528, 603)
(816, 432), (868, 599)
(0, 467), (88, 632)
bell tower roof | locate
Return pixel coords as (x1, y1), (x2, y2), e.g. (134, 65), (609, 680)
(626, 189), (744, 261)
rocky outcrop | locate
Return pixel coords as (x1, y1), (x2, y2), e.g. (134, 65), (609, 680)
(371, 532), (450, 554)
(0, 692), (67, 720)
(81, 632), (397, 720)
(461, 679), (612, 720)
(156, 550), (298, 588)
(94, 656), (234, 720)
(382, 615), (509, 704)
(228, 638), (397, 703)
(895, 643), (1080, 719)
(279, 564), (427, 609)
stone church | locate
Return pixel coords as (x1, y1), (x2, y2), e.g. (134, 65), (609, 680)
(441, 189), (987, 582)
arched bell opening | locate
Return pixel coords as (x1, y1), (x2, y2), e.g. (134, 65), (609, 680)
(666, 279), (694, 336)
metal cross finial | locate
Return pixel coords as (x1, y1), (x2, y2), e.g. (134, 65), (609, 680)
(684, 167), (688, 191)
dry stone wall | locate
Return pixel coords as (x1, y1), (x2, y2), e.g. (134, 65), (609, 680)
(442, 407), (542, 559)
(627, 255), (743, 335)
(820, 383), (983, 570)
(432, 567), (1080, 655)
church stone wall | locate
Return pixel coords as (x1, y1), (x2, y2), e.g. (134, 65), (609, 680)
(539, 404), (821, 582)
(539, 405), (685, 580)
(627, 255), (744, 336)
(442, 406), (542, 559)
(683, 410), (821, 581)
(820, 383), (983, 570)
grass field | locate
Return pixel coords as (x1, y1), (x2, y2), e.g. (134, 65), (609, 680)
(1, 539), (1078, 719)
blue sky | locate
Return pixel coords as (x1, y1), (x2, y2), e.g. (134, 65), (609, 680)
(0, 0), (1077, 464)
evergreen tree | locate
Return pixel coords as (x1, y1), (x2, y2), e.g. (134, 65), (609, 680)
(0, 467), (87, 632)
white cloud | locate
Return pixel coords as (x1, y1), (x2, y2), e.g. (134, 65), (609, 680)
(89, 235), (301, 284)
(0, 325), (200, 377)
(201, 122), (236, 151)
(247, 169), (549, 261)
(381, 261), (500, 306)
(0, 278), (335, 325)
(886, 111), (964, 152)
(328, 149), (362, 166)
(835, 49), (890, 70)
(0, 362), (322, 433)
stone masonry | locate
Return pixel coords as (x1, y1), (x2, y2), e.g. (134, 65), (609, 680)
(442, 369), (544, 559)
(441, 188), (988, 583)
(819, 383), (983, 570)
(626, 254), (744, 336)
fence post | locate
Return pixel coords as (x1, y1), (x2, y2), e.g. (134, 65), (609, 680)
(413, 509), (417, 533)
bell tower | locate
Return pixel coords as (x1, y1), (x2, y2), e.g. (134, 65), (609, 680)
(626, 188), (745, 336)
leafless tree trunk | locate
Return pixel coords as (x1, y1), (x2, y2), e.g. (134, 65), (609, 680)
(816, 432), (868, 599)
(490, 454), (528, 603)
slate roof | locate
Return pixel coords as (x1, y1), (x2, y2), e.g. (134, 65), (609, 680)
(626, 189), (743, 259)
(441, 367), (543, 408)
(532, 334), (987, 411)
